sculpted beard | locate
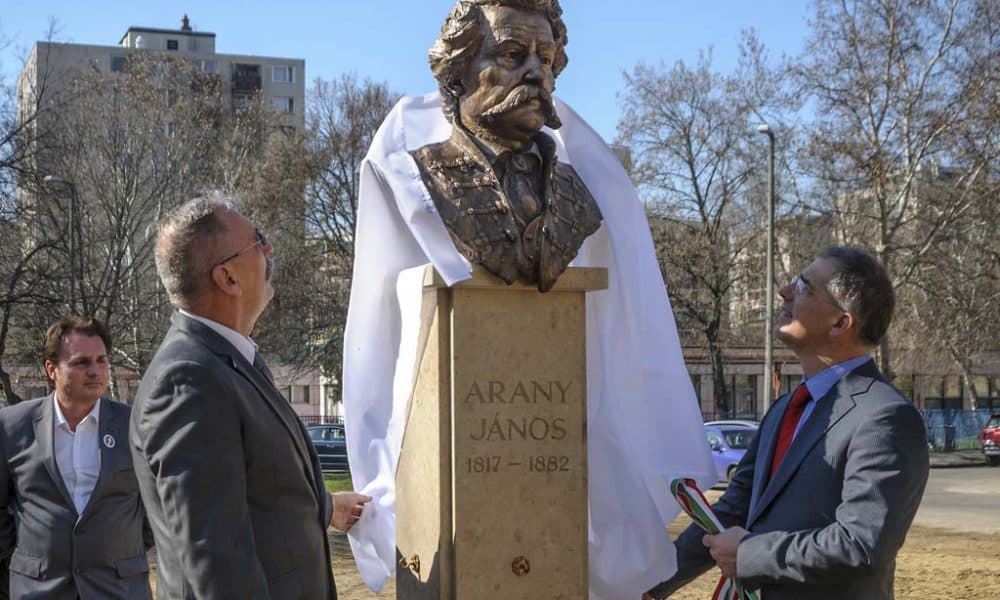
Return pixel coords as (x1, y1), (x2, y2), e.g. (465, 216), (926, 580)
(481, 84), (562, 130)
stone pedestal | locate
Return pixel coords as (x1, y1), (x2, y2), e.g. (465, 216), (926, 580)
(396, 266), (608, 600)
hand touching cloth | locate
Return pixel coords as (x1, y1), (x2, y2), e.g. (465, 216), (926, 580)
(670, 478), (759, 600)
(330, 492), (372, 532)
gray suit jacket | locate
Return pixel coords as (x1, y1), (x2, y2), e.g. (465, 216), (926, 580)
(130, 312), (335, 599)
(651, 360), (929, 599)
(0, 396), (153, 600)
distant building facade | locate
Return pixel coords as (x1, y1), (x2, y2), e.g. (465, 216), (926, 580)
(6, 17), (331, 420)
(18, 15), (304, 133)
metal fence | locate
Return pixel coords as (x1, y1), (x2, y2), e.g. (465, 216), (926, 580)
(921, 409), (989, 452)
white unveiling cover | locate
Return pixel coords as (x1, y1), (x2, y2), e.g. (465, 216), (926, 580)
(342, 92), (717, 600)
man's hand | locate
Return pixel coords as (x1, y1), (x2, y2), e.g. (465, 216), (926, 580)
(329, 491), (372, 532)
(703, 526), (748, 578)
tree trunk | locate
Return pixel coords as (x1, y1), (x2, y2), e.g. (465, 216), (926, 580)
(941, 336), (980, 411)
(708, 336), (728, 418)
(0, 366), (23, 406)
(879, 336), (893, 382)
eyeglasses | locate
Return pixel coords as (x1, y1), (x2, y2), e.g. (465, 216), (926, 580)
(214, 228), (267, 269)
(792, 274), (845, 311)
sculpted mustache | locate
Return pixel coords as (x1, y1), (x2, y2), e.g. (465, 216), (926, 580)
(481, 85), (554, 118)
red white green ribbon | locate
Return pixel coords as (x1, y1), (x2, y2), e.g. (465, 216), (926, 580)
(670, 478), (760, 600)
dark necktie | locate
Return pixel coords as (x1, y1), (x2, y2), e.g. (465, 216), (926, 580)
(252, 352), (275, 386)
(769, 384), (811, 478)
(500, 151), (542, 221)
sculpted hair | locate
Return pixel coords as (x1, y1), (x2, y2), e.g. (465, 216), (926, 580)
(155, 191), (236, 308)
(42, 316), (112, 366)
(819, 246), (895, 347)
(429, 0), (569, 124)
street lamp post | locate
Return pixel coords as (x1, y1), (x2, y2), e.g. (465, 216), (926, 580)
(756, 124), (776, 415)
(42, 175), (79, 314)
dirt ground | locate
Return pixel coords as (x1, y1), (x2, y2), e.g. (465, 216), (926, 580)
(327, 517), (1000, 599)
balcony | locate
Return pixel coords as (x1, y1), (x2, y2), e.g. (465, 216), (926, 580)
(231, 73), (261, 93)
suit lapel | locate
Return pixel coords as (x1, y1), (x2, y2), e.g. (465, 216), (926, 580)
(749, 392), (788, 515)
(171, 313), (320, 498)
(33, 395), (77, 515)
(80, 399), (126, 520)
(231, 357), (317, 485)
(747, 364), (878, 527)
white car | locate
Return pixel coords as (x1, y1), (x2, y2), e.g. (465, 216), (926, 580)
(704, 419), (759, 429)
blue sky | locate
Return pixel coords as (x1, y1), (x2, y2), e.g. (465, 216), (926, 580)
(2, 1), (813, 142)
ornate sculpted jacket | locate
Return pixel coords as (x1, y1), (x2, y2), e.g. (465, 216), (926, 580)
(410, 127), (602, 292)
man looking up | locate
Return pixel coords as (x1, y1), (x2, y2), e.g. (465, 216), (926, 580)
(647, 246), (929, 599)
(131, 192), (369, 599)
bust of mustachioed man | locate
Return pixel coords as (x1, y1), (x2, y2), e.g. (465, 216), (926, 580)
(410, 0), (602, 292)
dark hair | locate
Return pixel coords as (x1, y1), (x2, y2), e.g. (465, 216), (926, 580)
(429, 0), (568, 125)
(155, 191), (236, 308)
(42, 316), (112, 366)
(819, 246), (895, 347)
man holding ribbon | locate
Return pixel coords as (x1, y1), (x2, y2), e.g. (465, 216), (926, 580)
(646, 246), (929, 599)
(0, 317), (153, 599)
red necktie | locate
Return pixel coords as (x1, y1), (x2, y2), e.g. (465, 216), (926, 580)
(769, 384), (812, 478)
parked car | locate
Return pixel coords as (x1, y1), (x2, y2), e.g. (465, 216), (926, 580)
(705, 424), (757, 484)
(306, 424), (350, 472)
(980, 413), (1000, 467)
(704, 419), (760, 429)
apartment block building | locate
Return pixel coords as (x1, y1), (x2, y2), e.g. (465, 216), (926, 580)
(5, 17), (337, 421)
(18, 15), (304, 131)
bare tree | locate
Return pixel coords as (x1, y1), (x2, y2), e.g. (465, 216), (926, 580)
(617, 34), (789, 415)
(0, 25), (70, 404)
(907, 182), (1000, 408)
(35, 54), (229, 375)
(1, 48), (308, 402)
(260, 74), (398, 381)
(793, 0), (1000, 378)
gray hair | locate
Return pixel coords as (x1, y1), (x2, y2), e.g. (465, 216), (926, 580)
(819, 246), (895, 347)
(429, 0), (568, 125)
(155, 191), (237, 308)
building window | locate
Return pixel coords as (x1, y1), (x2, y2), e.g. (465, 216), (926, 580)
(727, 375), (757, 419)
(272, 65), (295, 83)
(166, 39), (179, 51)
(111, 55), (127, 72)
(232, 94), (254, 110)
(199, 60), (216, 74)
(302, 386), (311, 405)
(271, 96), (294, 114)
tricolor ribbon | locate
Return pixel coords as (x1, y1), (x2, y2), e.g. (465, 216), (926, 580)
(670, 478), (760, 600)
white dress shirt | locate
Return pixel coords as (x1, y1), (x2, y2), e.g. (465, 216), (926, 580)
(178, 309), (258, 364)
(53, 396), (101, 515)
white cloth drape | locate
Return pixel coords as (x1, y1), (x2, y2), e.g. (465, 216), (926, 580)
(342, 92), (716, 600)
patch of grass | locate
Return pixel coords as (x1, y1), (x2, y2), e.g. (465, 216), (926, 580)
(323, 473), (354, 492)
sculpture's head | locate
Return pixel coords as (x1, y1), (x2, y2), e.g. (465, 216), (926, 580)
(429, 0), (568, 151)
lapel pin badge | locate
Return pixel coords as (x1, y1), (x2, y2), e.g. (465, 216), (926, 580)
(103, 433), (116, 449)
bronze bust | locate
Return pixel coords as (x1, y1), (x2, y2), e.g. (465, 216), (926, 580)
(411, 0), (602, 292)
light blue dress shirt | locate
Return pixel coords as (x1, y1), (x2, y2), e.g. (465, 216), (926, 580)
(794, 355), (873, 439)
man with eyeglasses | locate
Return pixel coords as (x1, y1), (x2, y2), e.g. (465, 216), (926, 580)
(130, 191), (369, 599)
(646, 246), (929, 600)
